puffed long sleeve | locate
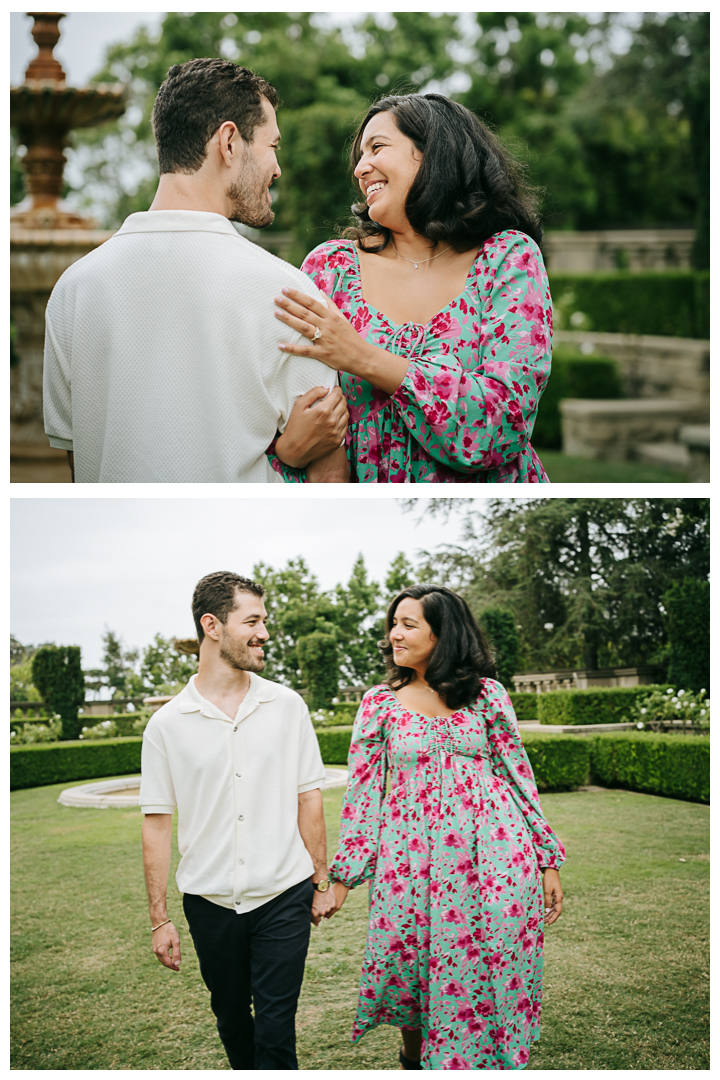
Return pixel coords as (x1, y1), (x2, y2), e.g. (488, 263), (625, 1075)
(390, 234), (552, 474)
(329, 689), (388, 888)
(483, 681), (566, 871)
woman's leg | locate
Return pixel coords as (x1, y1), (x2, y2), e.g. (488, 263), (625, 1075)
(400, 1025), (422, 1066)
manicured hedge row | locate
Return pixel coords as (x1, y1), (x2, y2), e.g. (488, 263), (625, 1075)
(10, 737), (142, 791)
(508, 692), (539, 722)
(538, 686), (669, 725)
(522, 732), (590, 792)
(590, 732), (709, 804)
(315, 726), (354, 765)
(549, 271), (710, 339)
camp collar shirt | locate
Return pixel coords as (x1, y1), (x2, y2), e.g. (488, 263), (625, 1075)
(42, 209), (336, 483)
(139, 673), (325, 914)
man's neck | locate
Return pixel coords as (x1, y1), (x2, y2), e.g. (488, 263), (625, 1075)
(194, 655), (253, 721)
(149, 173), (229, 217)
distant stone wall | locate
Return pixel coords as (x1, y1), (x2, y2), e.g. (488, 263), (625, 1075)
(543, 229), (695, 273)
(513, 666), (662, 694)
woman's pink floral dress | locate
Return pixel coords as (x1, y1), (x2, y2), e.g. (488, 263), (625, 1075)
(330, 681), (565, 1070)
(300, 230), (552, 483)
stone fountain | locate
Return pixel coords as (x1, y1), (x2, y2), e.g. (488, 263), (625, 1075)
(10, 12), (128, 479)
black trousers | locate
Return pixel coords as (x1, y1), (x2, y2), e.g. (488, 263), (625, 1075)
(183, 878), (314, 1070)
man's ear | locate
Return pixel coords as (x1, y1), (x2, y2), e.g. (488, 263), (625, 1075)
(200, 612), (221, 641)
(216, 121), (241, 167)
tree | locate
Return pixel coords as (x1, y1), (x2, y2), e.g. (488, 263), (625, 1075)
(413, 497), (709, 674)
(296, 631), (339, 709)
(139, 634), (197, 694)
(477, 607), (520, 690)
(84, 629), (142, 699)
(31, 645), (86, 740)
(663, 578), (710, 694)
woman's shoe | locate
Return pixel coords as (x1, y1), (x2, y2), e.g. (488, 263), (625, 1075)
(399, 1048), (422, 1070)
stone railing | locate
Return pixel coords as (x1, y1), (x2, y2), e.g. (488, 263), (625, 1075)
(513, 666), (662, 694)
(10, 696), (147, 721)
(543, 229), (695, 273)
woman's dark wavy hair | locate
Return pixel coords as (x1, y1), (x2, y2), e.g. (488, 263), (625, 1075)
(379, 584), (496, 710)
(345, 93), (542, 254)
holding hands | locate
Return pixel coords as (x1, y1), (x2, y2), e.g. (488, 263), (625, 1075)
(311, 882), (350, 927)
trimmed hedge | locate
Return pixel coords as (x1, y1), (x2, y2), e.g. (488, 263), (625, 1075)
(549, 270), (710, 339)
(590, 731), (709, 804)
(315, 726), (353, 765)
(521, 732), (590, 792)
(509, 692), (539, 722)
(10, 737), (142, 791)
(538, 686), (670, 726)
(533, 350), (624, 450)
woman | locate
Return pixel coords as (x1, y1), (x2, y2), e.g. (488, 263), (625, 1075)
(273, 94), (552, 483)
(324, 586), (564, 1070)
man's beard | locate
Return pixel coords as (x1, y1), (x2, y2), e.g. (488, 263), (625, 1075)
(219, 637), (266, 674)
(227, 151), (274, 229)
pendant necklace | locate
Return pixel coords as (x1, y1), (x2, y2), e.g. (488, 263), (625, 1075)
(391, 237), (453, 270)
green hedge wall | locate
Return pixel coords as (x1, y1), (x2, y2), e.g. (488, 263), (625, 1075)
(533, 351), (623, 450)
(550, 271), (710, 339)
(590, 732), (709, 804)
(509, 692), (539, 722)
(538, 686), (669, 726)
(521, 732), (590, 792)
(11, 737), (143, 790)
(315, 726), (354, 765)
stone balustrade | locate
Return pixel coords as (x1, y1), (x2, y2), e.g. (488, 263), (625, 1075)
(543, 229), (695, 273)
(560, 398), (708, 461)
(513, 666), (662, 694)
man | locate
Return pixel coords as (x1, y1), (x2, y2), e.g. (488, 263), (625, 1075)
(43, 59), (348, 482)
(140, 571), (339, 1069)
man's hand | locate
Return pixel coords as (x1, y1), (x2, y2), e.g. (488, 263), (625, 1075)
(152, 920), (182, 971)
(275, 385), (348, 469)
(542, 868), (563, 926)
(315, 882), (350, 925)
(306, 443), (349, 484)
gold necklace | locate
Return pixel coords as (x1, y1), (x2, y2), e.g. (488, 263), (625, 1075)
(390, 237), (453, 270)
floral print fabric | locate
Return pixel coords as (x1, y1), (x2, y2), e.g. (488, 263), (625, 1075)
(300, 231), (552, 483)
(329, 681), (565, 1070)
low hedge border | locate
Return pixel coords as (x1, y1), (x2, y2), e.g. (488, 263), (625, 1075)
(521, 732), (590, 792)
(508, 692), (539, 722)
(11, 737), (143, 791)
(590, 731), (709, 804)
(538, 686), (670, 725)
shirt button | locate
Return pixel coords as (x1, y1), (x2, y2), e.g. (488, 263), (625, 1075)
(238, 815), (244, 821)
(238, 859), (244, 865)
(236, 773), (242, 778)
(235, 900), (241, 906)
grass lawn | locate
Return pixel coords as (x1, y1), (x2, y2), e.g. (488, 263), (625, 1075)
(536, 450), (689, 483)
(11, 780), (708, 1070)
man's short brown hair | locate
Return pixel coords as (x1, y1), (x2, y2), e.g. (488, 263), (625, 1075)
(192, 571), (265, 644)
(152, 58), (279, 175)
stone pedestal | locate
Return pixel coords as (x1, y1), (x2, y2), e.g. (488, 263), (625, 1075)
(10, 226), (114, 453)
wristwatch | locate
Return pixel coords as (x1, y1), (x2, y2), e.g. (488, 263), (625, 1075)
(313, 879), (331, 892)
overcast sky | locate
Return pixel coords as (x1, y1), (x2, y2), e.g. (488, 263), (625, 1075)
(10, 496), (495, 670)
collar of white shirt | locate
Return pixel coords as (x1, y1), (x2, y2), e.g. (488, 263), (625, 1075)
(176, 671), (276, 726)
(115, 209), (240, 237)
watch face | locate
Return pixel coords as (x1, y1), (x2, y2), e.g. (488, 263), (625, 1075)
(316, 879), (330, 892)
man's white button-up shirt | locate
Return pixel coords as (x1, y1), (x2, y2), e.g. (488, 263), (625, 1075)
(140, 673), (325, 914)
(42, 209), (336, 483)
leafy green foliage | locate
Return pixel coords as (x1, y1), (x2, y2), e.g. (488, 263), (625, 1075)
(663, 579), (710, 694)
(419, 498), (709, 674)
(522, 732), (590, 791)
(314, 725), (354, 765)
(533, 350), (623, 451)
(139, 634), (197, 694)
(627, 686), (709, 733)
(30, 646), (86, 741)
(590, 731), (709, 803)
(477, 607), (520, 689)
(10, 737), (143, 790)
(297, 631), (339, 710)
(538, 686), (671, 726)
(10, 718), (62, 746)
(10, 660), (42, 702)
(550, 272), (710, 339)
(310, 704), (359, 728)
(508, 692), (538, 721)
(84, 630), (142, 699)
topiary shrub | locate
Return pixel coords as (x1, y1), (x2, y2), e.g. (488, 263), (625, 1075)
(478, 608), (520, 689)
(663, 578), (710, 694)
(30, 645), (85, 741)
(521, 732), (590, 791)
(297, 632), (339, 710)
(10, 737), (143, 790)
(590, 731), (709, 803)
(315, 726), (353, 765)
(508, 692), (539, 722)
(538, 686), (670, 725)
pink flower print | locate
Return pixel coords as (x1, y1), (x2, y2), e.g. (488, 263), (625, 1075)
(332, 290), (352, 312)
(504, 901), (525, 920)
(432, 370), (462, 401)
(505, 974), (524, 991)
(411, 368), (432, 398)
(443, 830), (467, 849)
(513, 1048), (531, 1067)
(430, 312), (463, 339)
(424, 400), (453, 433)
(341, 804), (357, 820)
(489, 1026), (510, 1047)
(444, 1054), (472, 1069)
(327, 248), (354, 269)
(441, 906), (465, 925)
(385, 973), (406, 989)
(530, 323), (548, 351)
(457, 1004), (475, 1022)
(442, 979), (466, 997)
(476, 1000), (494, 1018)
(493, 825), (510, 842)
(507, 400), (526, 433)
(351, 305), (372, 336)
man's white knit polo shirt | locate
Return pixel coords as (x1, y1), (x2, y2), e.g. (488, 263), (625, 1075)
(43, 209), (337, 483)
(139, 673), (325, 914)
